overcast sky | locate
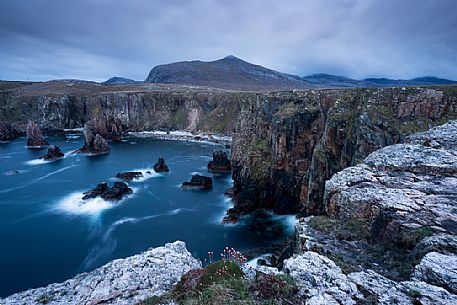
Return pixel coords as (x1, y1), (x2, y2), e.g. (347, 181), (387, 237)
(0, 0), (456, 82)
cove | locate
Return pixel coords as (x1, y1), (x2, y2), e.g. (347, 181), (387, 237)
(0, 135), (294, 297)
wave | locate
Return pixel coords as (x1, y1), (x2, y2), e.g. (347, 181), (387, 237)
(0, 164), (78, 193)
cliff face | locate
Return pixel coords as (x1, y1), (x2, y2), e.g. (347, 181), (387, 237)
(0, 81), (247, 135)
(230, 86), (457, 219)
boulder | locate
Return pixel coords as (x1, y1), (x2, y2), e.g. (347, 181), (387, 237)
(116, 171), (143, 181)
(41, 145), (64, 161)
(26, 122), (49, 148)
(207, 150), (231, 172)
(181, 174), (212, 189)
(82, 182), (133, 201)
(153, 157), (169, 172)
(413, 252), (457, 294)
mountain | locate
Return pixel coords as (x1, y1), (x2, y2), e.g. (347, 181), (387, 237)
(145, 55), (311, 90)
(103, 77), (141, 85)
(145, 55), (457, 90)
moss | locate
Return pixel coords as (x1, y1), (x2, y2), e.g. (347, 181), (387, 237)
(36, 294), (53, 304)
(399, 226), (434, 249)
(249, 139), (270, 154)
(173, 107), (188, 129)
(308, 216), (370, 241)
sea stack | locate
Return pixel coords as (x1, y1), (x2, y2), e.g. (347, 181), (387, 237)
(208, 150), (231, 172)
(26, 122), (49, 148)
(76, 125), (110, 155)
(153, 157), (169, 172)
(41, 145), (64, 161)
(82, 182), (133, 201)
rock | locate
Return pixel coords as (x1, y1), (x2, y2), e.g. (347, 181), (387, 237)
(85, 117), (124, 141)
(153, 157), (169, 172)
(76, 126), (110, 155)
(26, 122), (49, 148)
(181, 174), (212, 189)
(413, 252), (457, 294)
(348, 269), (457, 305)
(207, 150), (231, 172)
(82, 182), (133, 201)
(283, 252), (358, 304)
(0, 241), (200, 305)
(0, 121), (18, 142)
(40, 145), (64, 161)
(116, 171), (143, 181)
(323, 121), (457, 244)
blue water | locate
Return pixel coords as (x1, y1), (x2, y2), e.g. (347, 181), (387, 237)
(0, 135), (295, 297)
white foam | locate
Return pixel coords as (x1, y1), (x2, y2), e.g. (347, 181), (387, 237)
(56, 192), (116, 216)
(24, 159), (48, 165)
(125, 168), (163, 182)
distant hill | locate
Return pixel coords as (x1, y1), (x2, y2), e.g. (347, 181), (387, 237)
(144, 56), (456, 90)
(145, 55), (311, 90)
(103, 77), (141, 85)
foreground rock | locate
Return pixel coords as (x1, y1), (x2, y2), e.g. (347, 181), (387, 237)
(324, 120), (457, 244)
(76, 125), (110, 155)
(0, 121), (18, 142)
(207, 150), (231, 172)
(26, 122), (49, 148)
(82, 182), (132, 201)
(116, 171), (143, 181)
(413, 252), (457, 294)
(0, 241), (200, 305)
(40, 145), (64, 161)
(181, 174), (212, 189)
(153, 157), (169, 172)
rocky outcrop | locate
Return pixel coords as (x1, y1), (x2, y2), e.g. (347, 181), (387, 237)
(181, 174), (212, 189)
(324, 121), (457, 244)
(283, 252), (358, 304)
(116, 171), (143, 181)
(76, 125), (110, 155)
(26, 122), (49, 148)
(40, 145), (64, 161)
(230, 87), (457, 219)
(153, 157), (169, 172)
(85, 117), (125, 141)
(208, 150), (231, 172)
(0, 241), (200, 305)
(413, 252), (457, 294)
(0, 121), (18, 142)
(82, 182), (133, 201)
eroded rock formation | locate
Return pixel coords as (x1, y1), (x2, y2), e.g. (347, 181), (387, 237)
(0, 121), (18, 142)
(40, 145), (64, 161)
(82, 182), (133, 201)
(116, 171), (143, 181)
(26, 122), (49, 148)
(181, 174), (213, 189)
(153, 157), (169, 172)
(208, 150), (231, 172)
(76, 125), (110, 155)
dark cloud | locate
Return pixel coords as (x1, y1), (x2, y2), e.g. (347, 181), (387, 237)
(0, 0), (456, 81)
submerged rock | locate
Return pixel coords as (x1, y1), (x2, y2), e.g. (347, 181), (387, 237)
(26, 122), (49, 148)
(153, 157), (169, 172)
(82, 182), (133, 201)
(5, 170), (20, 176)
(208, 150), (231, 172)
(116, 171), (144, 181)
(181, 174), (212, 189)
(0, 241), (200, 305)
(76, 125), (110, 155)
(40, 145), (64, 161)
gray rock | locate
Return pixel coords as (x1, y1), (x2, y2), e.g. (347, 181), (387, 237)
(283, 252), (358, 305)
(1, 241), (200, 305)
(413, 252), (457, 294)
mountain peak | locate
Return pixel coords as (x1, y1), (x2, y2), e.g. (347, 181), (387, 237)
(223, 55), (240, 60)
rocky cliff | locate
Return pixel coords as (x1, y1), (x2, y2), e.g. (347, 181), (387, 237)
(229, 86), (457, 220)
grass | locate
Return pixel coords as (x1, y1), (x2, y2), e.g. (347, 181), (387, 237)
(136, 260), (301, 305)
(308, 216), (370, 241)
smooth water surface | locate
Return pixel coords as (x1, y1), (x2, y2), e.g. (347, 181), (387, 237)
(0, 135), (294, 297)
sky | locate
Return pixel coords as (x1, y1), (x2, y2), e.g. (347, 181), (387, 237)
(0, 0), (456, 82)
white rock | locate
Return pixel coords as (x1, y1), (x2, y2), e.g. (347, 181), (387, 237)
(413, 252), (457, 294)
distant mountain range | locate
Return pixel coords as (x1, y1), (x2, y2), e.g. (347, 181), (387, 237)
(105, 55), (457, 90)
